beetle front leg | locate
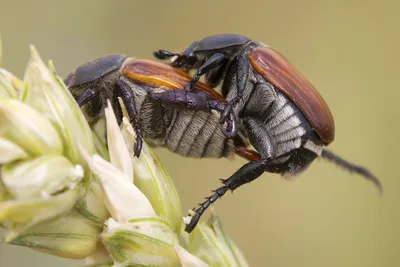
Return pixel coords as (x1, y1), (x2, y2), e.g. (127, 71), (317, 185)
(76, 88), (97, 106)
(220, 51), (250, 124)
(184, 157), (271, 233)
(183, 53), (227, 91)
(116, 79), (143, 158)
(150, 90), (237, 137)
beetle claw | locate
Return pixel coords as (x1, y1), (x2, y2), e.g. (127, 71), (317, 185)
(184, 211), (201, 233)
(218, 104), (238, 138)
(220, 113), (238, 138)
(219, 104), (233, 124)
(208, 101), (238, 138)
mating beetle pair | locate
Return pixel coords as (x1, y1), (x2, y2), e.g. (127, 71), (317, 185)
(65, 34), (382, 233)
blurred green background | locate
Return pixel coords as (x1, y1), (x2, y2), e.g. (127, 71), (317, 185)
(0, 0), (399, 266)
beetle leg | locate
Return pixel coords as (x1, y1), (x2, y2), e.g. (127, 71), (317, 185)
(76, 88), (97, 106)
(243, 116), (275, 159)
(183, 53), (227, 91)
(232, 133), (261, 161)
(184, 157), (271, 233)
(220, 51), (250, 124)
(150, 90), (237, 137)
(235, 146), (261, 161)
(116, 79), (143, 158)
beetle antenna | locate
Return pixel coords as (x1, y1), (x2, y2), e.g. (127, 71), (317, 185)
(153, 49), (179, 59)
(321, 149), (382, 194)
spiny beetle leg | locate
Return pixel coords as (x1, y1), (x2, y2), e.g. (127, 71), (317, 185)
(184, 158), (271, 233)
(150, 90), (237, 138)
(116, 79), (143, 158)
(208, 99), (238, 138)
(183, 53), (227, 91)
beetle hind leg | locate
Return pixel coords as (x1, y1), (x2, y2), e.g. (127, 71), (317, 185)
(184, 158), (270, 233)
(116, 79), (143, 158)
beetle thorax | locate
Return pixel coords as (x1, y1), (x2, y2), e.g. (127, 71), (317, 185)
(95, 70), (123, 103)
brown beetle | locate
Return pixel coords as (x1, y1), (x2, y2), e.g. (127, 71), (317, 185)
(155, 34), (382, 233)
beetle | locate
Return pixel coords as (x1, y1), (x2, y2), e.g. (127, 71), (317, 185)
(64, 55), (239, 159)
(154, 34), (382, 232)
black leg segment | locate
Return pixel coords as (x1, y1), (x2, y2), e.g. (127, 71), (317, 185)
(184, 53), (227, 91)
(220, 51), (250, 124)
(184, 158), (271, 233)
(116, 79), (143, 158)
(150, 90), (237, 137)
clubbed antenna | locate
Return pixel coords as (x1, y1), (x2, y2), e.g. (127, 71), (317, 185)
(153, 49), (179, 59)
(321, 149), (382, 194)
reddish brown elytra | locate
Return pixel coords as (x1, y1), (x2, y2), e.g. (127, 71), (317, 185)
(248, 46), (335, 145)
(123, 59), (226, 103)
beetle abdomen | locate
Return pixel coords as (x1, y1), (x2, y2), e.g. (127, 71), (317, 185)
(265, 93), (311, 160)
(135, 90), (234, 159)
(165, 109), (233, 158)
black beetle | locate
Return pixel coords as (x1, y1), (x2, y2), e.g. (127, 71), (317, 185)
(64, 55), (239, 159)
(155, 34), (382, 232)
